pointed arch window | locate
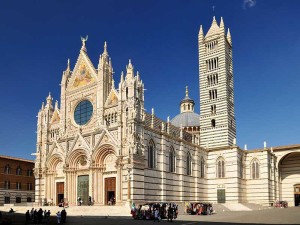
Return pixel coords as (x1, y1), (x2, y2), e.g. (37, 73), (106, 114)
(186, 152), (192, 176)
(251, 159), (260, 179)
(148, 140), (156, 169)
(216, 157), (225, 178)
(169, 147), (176, 173)
(126, 87), (129, 99)
(200, 157), (205, 178)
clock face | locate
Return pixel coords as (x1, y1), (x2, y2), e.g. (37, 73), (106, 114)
(74, 100), (93, 125)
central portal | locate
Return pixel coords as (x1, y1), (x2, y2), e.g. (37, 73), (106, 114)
(77, 175), (89, 205)
(105, 177), (116, 205)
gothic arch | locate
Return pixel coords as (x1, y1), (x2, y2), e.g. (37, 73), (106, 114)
(46, 154), (64, 172)
(250, 158), (260, 179)
(92, 144), (116, 167)
(66, 149), (89, 169)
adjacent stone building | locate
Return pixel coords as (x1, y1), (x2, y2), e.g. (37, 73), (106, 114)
(34, 17), (300, 207)
(0, 155), (35, 205)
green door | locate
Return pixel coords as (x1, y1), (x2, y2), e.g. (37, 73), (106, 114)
(217, 189), (226, 203)
(77, 175), (89, 205)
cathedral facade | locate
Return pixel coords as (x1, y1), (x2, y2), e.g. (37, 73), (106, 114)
(34, 17), (300, 207)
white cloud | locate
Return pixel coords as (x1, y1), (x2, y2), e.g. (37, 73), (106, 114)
(243, 0), (256, 9)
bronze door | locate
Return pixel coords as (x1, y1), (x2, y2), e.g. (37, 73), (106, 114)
(77, 175), (89, 205)
(105, 177), (116, 205)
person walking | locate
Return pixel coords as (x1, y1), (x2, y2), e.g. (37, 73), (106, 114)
(61, 209), (67, 223)
(154, 208), (160, 222)
(56, 211), (61, 224)
(167, 206), (173, 222)
(25, 210), (30, 225)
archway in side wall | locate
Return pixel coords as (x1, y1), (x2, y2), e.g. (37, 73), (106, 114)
(92, 144), (117, 205)
(279, 152), (300, 206)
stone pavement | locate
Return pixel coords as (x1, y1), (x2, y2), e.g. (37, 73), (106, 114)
(0, 205), (299, 224)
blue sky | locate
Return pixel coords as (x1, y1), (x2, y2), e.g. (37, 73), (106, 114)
(0, 0), (299, 160)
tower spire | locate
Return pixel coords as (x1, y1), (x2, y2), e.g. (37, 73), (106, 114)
(220, 17), (224, 28)
(185, 86), (189, 97)
(103, 41), (108, 55)
(198, 25), (204, 40)
(227, 28), (232, 44)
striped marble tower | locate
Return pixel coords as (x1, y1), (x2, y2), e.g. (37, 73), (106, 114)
(198, 17), (236, 148)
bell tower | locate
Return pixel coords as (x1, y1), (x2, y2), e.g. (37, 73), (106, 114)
(199, 17), (236, 148)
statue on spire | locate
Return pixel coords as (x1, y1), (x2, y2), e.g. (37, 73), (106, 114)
(81, 35), (88, 49)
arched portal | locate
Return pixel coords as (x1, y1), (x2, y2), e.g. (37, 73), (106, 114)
(278, 152), (300, 206)
(92, 144), (119, 205)
(45, 154), (64, 205)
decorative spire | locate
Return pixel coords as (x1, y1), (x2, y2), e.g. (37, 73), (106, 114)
(212, 16), (217, 24)
(126, 59), (134, 79)
(220, 17), (224, 28)
(41, 102), (45, 110)
(104, 41), (108, 54)
(55, 100), (59, 110)
(185, 86), (189, 97)
(120, 71), (124, 82)
(227, 28), (232, 44)
(198, 25), (204, 40)
(66, 58), (70, 71)
(46, 92), (53, 108)
(46, 92), (52, 103)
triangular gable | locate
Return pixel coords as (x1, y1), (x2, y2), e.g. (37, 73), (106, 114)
(104, 88), (119, 107)
(50, 110), (60, 124)
(46, 141), (65, 162)
(93, 128), (118, 151)
(68, 51), (97, 91)
(69, 132), (91, 153)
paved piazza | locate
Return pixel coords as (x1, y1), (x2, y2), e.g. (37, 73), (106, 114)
(0, 206), (299, 224)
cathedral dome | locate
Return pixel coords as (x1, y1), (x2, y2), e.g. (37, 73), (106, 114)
(171, 112), (200, 127)
(171, 86), (200, 127)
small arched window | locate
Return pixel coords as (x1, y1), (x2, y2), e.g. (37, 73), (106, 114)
(169, 147), (176, 173)
(126, 87), (129, 99)
(148, 140), (156, 169)
(186, 152), (192, 176)
(211, 119), (216, 127)
(216, 157), (225, 178)
(251, 159), (260, 179)
(200, 157), (205, 178)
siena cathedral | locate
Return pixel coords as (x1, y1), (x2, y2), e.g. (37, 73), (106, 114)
(34, 17), (300, 207)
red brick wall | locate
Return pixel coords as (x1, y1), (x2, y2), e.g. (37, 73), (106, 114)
(0, 156), (35, 191)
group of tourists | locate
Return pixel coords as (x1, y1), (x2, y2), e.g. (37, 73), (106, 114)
(131, 202), (178, 222)
(25, 208), (51, 224)
(274, 200), (288, 208)
(186, 202), (214, 215)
